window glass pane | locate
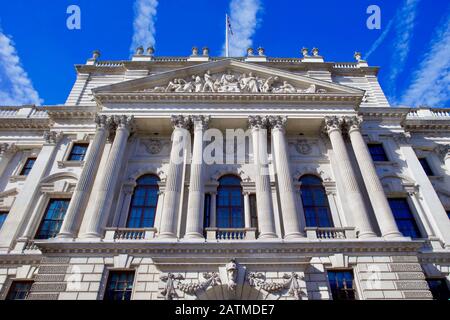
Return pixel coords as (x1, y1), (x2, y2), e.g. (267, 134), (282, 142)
(127, 175), (160, 228)
(447, 211), (450, 219)
(104, 271), (135, 301)
(427, 279), (450, 300)
(203, 194), (211, 229)
(419, 158), (434, 176)
(367, 144), (389, 162)
(68, 143), (89, 161)
(6, 281), (33, 300)
(249, 194), (258, 229)
(20, 158), (36, 176)
(0, 211), (8, 230)
(388, 198), (421, 239)
(35, 199), (70, 239)
(327, 271), (355, 300)
(216, 175), (244, 230)
(300, 175), (333, 228)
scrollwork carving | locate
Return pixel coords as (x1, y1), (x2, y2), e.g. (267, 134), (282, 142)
(160, 273), (184, 300)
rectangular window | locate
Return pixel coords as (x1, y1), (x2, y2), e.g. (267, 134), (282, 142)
(419, 158), (434, 176)
(35, 199), (70, 239)
(203, 193), (211, 229)
(104, 271), (135, 301)
(327, 270), (356, 300)
(426, 279), (450, 300)
(19, 157), (36, 176)
(388, 198), (421, 239)
(6, 280), (33, 300)
(249, 194), (258, 229)
(447, 211), (450, 219)
(68, 143), (89, 161)
(367, 143), (389, 162)
(0, 211), (7, 230)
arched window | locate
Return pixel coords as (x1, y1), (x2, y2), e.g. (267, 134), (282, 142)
(216, 175), (244, 228)
(300, 175), (334, 228)
(127, 174), (160, 228)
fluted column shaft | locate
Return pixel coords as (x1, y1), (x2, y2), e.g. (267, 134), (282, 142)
(324, 116), (376, 239)
(269, 116), (304, 239)
(346, 116), (402, 238)
(248, 116), (277, 239)
(158, 115), (191, 238)
(185, 115), (209, 239)
(80, 115), (133, 238)
(58, 115), (112, 238)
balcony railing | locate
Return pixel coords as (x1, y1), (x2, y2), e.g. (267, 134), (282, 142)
(205, 228), (257, 240)
(104, 228), (157, 241)
(305, 227), (356, 240)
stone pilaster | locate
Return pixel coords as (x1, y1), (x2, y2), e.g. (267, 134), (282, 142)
(57, 115), (113, 239)
(248, 116), (277, 239)
(345, 116), (402, 239)
(184, 115), (210, 239)
(323, 116), (376, 239)
(268, 116), (304, 239)
(0, 143), (18, 179)
(80, 115), (134, 239)
(158, 115), (191, 239)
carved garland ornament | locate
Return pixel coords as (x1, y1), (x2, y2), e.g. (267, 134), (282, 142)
(143, 70), (327, 94)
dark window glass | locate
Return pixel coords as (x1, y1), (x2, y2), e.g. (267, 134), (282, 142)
(68, 143), (88, 161)
(216, 175), (244, 228)
(104, 271), (135, 301)
(388, 198), (421, 239)
(300, 175), (333, 227)
(368, 143), (389, 162)
(6, 281), (33, 300)
(0, 211), (7, 229)
(419, 158), (434, 176)
(249, 194), (258, 229)
(203, 193), (211, 229)
(20, 158), (36, 176)
(127, 175), (159, 228)
(327, 270), (356, 300)
(447, 211), (450, 219)
(427, 279), (450, 300)
(35, 199), (70, 239)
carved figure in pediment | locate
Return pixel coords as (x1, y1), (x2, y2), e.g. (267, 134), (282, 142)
(166, 78), (183, 92)
(274, 81), (296, 93)
(261, 76), (278, 93)
(202, 70), (216, 92)
(193, 75), (203, 92)
(303, 84), (316, 93)
(218, 71), (240, 92)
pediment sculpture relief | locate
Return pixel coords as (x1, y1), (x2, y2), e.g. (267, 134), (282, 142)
(143, 70), (327, 94)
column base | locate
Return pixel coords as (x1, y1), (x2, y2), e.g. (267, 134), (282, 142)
(257, 232), (278, 239)
(382, 231), (405, 240)
(357, 231), (378, 239)
(284, 232), (305, 240)
(157, 232), (178, 239)
(78, 232), (103, 239)
(183, 232), (205, 240)
(56, 232), (75, 240)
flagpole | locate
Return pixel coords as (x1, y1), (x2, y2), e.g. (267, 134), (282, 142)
(225, 14), (229, 57)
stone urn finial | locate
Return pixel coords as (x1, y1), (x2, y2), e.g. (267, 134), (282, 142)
(147, 46), (155, 56)
(247, 47), (254, 56)
(202, 47), (209, 56)
(311, 47), (319, 56)
(92, 50), (100, 60)
(136, 46), (144, 55)
(354, 51), (362, 62)
(257, 47), (265, 56)
(191, 46), (199, 56)
(301, 47), (309, 57)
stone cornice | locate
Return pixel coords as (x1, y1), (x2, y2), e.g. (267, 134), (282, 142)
(94, 92), (363, 105)
(43, 105), (98, 120)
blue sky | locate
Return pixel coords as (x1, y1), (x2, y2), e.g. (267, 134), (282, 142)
(0, 0), (449, 107)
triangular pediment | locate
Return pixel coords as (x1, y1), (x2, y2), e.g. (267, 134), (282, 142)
(93, 59), (364, 97)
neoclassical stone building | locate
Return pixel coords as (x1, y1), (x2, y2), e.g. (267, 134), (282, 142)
(0, 47), (449, 300)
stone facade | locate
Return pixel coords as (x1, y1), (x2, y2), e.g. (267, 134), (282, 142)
(0, 48), (449, 300)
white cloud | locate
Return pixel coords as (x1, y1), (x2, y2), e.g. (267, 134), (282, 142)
(225, 0), (262, 56)
(388, 0), (420, 88)
(0, 29), (41, 106)
(365, 18), (394, 60)
(130, 0), (158, 52)
(400, 13), (450, 107)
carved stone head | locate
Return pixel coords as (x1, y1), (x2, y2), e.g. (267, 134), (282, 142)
(225, 259), (238, 291)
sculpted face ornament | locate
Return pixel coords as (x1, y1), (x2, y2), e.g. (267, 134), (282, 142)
(225, 259), (238, 291)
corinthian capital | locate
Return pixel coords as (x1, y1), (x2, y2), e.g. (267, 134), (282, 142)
(114, 115), (134, 131)
(95, 114), (113, 130)
(248, 115), (268, 129)
(435, 144), (450, 162)
(323, 116), (344, 134)
(191, 115), (210, 130)
(344, 116), (363, 132)
(267, 115), (287, 130)
(43, 131), (62, 145)
(171, 115), (191, 129)
(0, 143), (17, 156)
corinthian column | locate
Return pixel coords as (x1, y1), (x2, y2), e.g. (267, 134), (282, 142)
(345, 116), (402, 239)
(435, 144), (450, 174)
(57, 115), (112, 239)
(184, 115), (210, 239)
(80, 115), (134, 239)
(324, 116), (376, 239)
(158, 115), (191, 239)
(268, 116), (304, 239)
(248, 116), (277, 239)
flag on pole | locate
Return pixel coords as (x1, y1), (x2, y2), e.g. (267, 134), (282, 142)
(227, 15), (233, 35)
